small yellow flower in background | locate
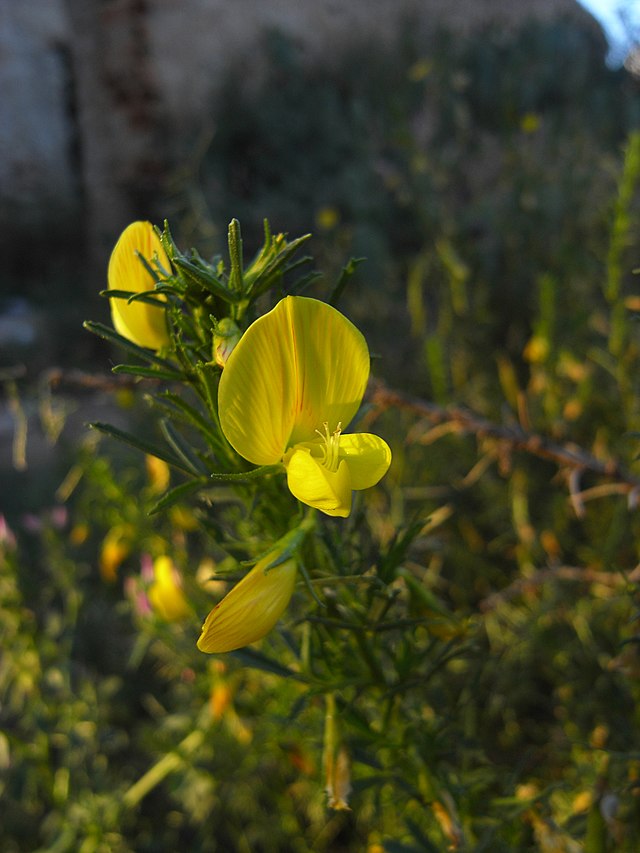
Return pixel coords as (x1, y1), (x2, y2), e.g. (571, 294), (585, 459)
(219, 296), (392, 517)
(108, 221), (171, 350)
(145, 454), (170, 494)
(407, 57), (432, 82)
(520, 112), (541, 133)
(197, 548), (298, 653)
(315, 206), (340, 231)
(148, 556), (191, 622)
(99, 524), (133, 582)
(431, 793), (464, 849)
(523, 334), (549, 364)
(69, 523), (89, 546)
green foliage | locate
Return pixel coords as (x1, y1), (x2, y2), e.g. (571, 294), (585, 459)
(3, 15), (640, 853)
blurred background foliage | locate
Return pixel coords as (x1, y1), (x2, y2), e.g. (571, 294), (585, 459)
(3, 14), (640, 853)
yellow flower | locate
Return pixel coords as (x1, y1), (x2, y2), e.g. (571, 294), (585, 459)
(197, 549), (298, 653)
(148, 556), (191, 622)
(99, 524), (133, 582)
(218, 296), (391, 517)
(108, 221), (171, 350)
(145, 454), (171, 494)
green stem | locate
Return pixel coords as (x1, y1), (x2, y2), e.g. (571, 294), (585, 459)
(122, 728), (206, 809)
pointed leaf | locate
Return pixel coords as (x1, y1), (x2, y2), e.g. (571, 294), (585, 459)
(90, 422), (193, 474)
(159, 419), (211, 476)
(84, 321), (175, 368)
(112, 364), (188, 382)
(148, 479), (207, 515)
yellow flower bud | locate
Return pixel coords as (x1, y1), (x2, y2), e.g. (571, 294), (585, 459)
(197, 549), (297, 653)
(213, 317), (242, 367)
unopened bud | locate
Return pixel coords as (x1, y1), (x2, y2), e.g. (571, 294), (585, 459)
(213, 318), (242, 367)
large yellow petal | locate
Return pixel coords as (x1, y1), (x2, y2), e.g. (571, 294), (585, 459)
(108, 221), (170, 350)
(218, 297), (370, 465)
(284, 445), (352, 517)
(282, 297), (370, 446)
(339, 433), (392, 490)
(197, 553), (297, 653)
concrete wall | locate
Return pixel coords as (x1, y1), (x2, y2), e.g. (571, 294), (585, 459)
(1, 0), (602, 281)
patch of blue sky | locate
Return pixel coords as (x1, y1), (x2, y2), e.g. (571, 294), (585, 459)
(576, 0), (639, 65)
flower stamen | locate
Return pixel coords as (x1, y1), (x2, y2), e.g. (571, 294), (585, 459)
(315, 422), (343, 472)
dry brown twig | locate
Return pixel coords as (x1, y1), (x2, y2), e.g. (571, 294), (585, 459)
(366, 379), (640, 511)
(479, 563), (640, 612)
(38, 369), (640, 508)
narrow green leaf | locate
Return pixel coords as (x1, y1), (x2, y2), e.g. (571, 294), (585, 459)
(112, 364), (188, 382)
(156, 392), (217, 440)
(160, 419), (211, 476)
(99, 289), (169, 309)
(83, 321), (176, 368)
(171, 257), (235, 302)
(135, 249), (167, 283)
(209, 465), (282, 483)
(148, 479), (207, 515)
(248, 238), (313, 298)
(329, 257), (366, 307)
(288, 269), (323, 296)
(89, 422), (193, 474)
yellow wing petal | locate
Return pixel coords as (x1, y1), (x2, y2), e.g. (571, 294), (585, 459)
(219, 296), (370, 465)
(285, 445), (352, 517)
(197, 554), (297, 653)
(108, 221), (170, 350)
(339, 433), (392, 490)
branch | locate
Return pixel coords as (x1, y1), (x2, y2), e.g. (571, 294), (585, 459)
(44, 367), (154, 392)
(39, 369), (640, 502)
(367, 379), (640, 499)
(480, 563), (640, 612)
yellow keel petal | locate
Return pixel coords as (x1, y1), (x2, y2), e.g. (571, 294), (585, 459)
(285, 445), (352, 517)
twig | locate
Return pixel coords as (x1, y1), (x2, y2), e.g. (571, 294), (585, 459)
(34, 369), (640, 497)
(480, 563), (640, 612)
(367, 379), (640, 495)
(44, 367), (153, 392)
